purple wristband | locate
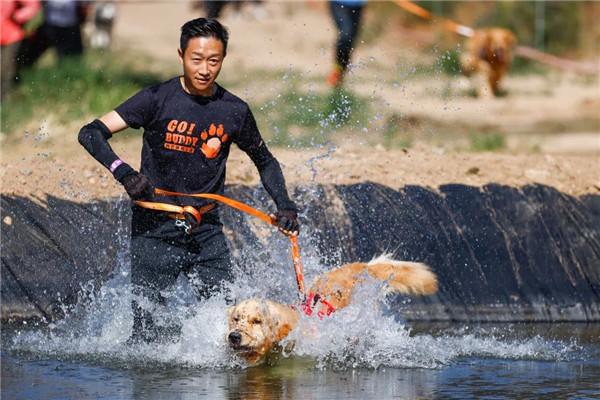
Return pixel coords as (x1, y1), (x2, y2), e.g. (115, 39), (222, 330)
(109, 159), (124, 173)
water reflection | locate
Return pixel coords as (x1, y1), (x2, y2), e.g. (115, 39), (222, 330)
(225, 361), (440, 400)
(4, 318), (600, 400)
(3, 351), (599, 400)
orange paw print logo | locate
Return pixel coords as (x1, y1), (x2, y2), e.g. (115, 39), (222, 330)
(200, 123), (229, 159)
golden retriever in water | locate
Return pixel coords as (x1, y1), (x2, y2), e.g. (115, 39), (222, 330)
(227, 255), (438, 364)
(460, 28), (517, 97)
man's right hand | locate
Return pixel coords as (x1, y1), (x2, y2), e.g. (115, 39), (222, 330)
(119, 172), (154, 200)
(273, 209), (300, 237)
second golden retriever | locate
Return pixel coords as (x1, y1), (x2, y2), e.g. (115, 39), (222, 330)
(460, 27), (517, 97)
(227, 255), (438, 364)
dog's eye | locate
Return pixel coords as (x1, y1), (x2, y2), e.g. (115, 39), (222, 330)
(252, 319), (262, 325)
(233, 316), (239, 322)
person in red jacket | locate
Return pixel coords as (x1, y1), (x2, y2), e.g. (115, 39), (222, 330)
(0, 0), (41, 101)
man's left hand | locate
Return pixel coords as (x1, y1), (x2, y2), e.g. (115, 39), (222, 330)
(273, 209), (299, 237)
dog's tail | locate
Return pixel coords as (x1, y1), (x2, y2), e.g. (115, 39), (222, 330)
(366, 254), (438, 296)
(309, 255), (438, 311)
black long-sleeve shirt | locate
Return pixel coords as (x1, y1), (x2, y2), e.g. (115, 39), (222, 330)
(114, 77), (296, 211)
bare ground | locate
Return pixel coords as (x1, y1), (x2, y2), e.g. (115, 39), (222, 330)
(1, 1), (599, 202)
(1, 142), (598, 203)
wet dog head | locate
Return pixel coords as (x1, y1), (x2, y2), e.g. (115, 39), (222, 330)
(227, 299), (297, 364)
(476, 28), (517, 65)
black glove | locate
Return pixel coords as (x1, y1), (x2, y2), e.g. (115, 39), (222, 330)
(274, 209), (299, 236)
(119, 172), (154, 200)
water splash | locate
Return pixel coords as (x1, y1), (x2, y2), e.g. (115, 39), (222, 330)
(285, 282), (580, 370)
(305, 144), (337, 182)
(8, 201), (582, 370)
(10, 275), (581, 371)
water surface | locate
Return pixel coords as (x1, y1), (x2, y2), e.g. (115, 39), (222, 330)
(3, 322), (599, 400)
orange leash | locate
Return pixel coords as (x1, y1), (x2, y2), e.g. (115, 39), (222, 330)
(289, 235), (306, 295)
(394, 0), (474, 37)
(135, 188), (306, 299)
(154, 188), (275, 226)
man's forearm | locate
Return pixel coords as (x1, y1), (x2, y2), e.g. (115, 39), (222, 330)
(256, 157), (297, 212)
(78, 119), (134, 181)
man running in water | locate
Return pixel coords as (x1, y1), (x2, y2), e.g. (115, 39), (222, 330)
(78, 18), (299, 343)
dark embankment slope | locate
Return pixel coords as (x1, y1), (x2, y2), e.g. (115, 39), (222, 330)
(2, 183), (599, 322)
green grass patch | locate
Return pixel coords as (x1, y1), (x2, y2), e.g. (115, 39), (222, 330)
(510, 56), (550, 76)
(1, 51), (164, 135)
(395, 59), (438, 80)
(383, 114), (414, 149)
(256, 85), (371, 147)
(436, 49), (462, 76)
(470, 132), (506, 152)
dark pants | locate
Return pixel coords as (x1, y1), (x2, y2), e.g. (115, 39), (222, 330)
(203, 0), (227, 18)
(330, 2), (364, 71)
(17, 24), (83, 69)
(129, 207), (233, 342)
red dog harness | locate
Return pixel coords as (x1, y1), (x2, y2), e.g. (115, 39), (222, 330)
(301, 292), (336, 319)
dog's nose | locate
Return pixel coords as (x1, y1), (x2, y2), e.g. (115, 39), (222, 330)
(228, 331), (242, 346)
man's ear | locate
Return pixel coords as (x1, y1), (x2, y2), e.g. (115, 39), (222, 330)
(178, 48), (184, 64)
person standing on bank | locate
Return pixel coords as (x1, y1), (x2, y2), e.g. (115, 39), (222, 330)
(78, 18), (299, 343)
(327, 0), (365, 87)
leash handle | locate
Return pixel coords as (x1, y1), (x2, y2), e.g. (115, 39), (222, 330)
(150, 188), (306, 299)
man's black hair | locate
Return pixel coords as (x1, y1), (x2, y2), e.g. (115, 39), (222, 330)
(180, 18), (229, 55)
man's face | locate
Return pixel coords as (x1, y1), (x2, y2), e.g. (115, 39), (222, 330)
(178, 36), (225, 96)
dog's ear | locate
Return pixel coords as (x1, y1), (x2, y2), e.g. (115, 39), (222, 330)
(266, 302), (297, 341)
(270, 312), (293, 341)
(274, 322), (294, 342)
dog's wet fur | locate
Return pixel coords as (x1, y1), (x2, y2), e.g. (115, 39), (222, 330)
(227, 255), (438, 364)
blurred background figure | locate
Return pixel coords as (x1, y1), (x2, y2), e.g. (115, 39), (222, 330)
(0, 0), (41, 101)
(327, 0), (366, 87)
(201, 0), (239, 19)
(89, 1), (116, 50)
(17, 0), (90, 69)
(191, 0), (266, 20)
